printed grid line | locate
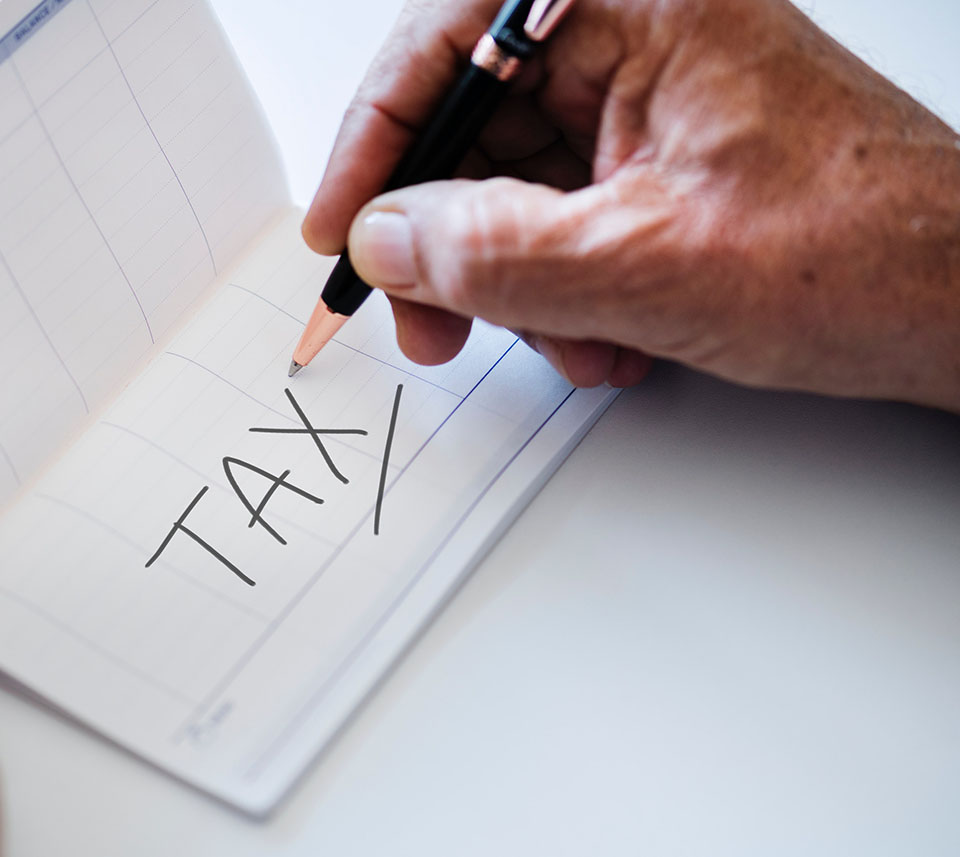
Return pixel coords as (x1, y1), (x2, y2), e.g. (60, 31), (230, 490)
(0, 246), (89, 412)
(0, 440), (21, 485)
(36, 44), (109, 115)
(0, 325), (486, 735)
(245, 385), (577, 778)
(165, 351), (295, 423)
(86, 0), (217, 276)
(133, 29), (205, 100)
(9, 57), (156, 343)
(228, 283), (463, 398)
(100, 419), (342, 547)
(104, 0), (164, 45)
(0, 579), (195, 706)
(0, 0), (584, 809)
(172, 339), (521, 740)
(159, 352), (405, 471)
(0, 112), (36, 149)
(37, 490), (272, 622)
(160, 348), (412, 478)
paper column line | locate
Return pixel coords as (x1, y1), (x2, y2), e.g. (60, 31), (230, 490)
(32, 45), (110, 112)
(0, 578), (195, 706)
(10, 59), (156, 343)
(0, 440), (21, 485)
(164, 351), (296, 423)
(0, 247), (89, 412)
(26, 3), (182, 117)
(228, 284), (463, 398)
(99, 419), (341, 548)
(244, 386), (578, 779)
(164, 351), (391, 466)
(37, 491), (273, 623)
(0, 111), (37, 148)
(172, 339), (519, 740)
(87, 0), (218, 277)
(110, 0), (164, 44)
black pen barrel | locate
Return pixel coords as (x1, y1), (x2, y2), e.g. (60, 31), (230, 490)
(386, 64), (509, 188)
(322, 65), (508, 316)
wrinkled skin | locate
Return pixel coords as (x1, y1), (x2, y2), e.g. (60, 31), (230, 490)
(302, 0), (960, 411)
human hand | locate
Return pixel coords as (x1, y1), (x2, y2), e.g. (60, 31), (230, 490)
(302, 0), (960, 410)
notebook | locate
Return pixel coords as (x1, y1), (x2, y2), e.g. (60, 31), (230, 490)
(0, 0), (618, 815)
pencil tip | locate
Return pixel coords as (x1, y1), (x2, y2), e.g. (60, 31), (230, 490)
(288, 360), (303, 378)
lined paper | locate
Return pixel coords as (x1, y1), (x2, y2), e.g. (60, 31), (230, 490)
(0, 211), (617, 812)
(0, 0), (620, 814)
(0, 0), (287, 507)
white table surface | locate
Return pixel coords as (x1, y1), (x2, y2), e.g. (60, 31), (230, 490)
(2, 1), (960, 854)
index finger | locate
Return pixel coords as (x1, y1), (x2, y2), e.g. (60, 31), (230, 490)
(302, 0), (503, 255)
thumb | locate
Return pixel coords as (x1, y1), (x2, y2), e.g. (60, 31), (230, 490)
(346, 175), (675, 341)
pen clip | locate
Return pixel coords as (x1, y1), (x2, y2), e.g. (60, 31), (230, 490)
(523, 0), (577, 42)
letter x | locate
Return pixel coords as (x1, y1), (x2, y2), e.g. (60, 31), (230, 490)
(248, 388), (367, 484)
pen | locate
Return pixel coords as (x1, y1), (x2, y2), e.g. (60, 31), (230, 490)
(289, 0), (577, 377)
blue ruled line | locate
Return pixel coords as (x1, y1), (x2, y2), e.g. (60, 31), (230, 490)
(0, 0), (75, 65)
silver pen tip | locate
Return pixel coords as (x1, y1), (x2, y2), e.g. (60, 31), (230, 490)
(288, 360), (303, 378)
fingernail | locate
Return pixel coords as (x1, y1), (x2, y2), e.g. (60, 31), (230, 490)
(350, 211), (416, 287)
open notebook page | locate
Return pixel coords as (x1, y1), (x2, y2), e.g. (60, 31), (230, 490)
(0, 210), (618, 814)
(0, 0), (289, 507)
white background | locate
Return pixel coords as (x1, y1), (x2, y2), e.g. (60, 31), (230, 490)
(2, 1), (960, 854)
